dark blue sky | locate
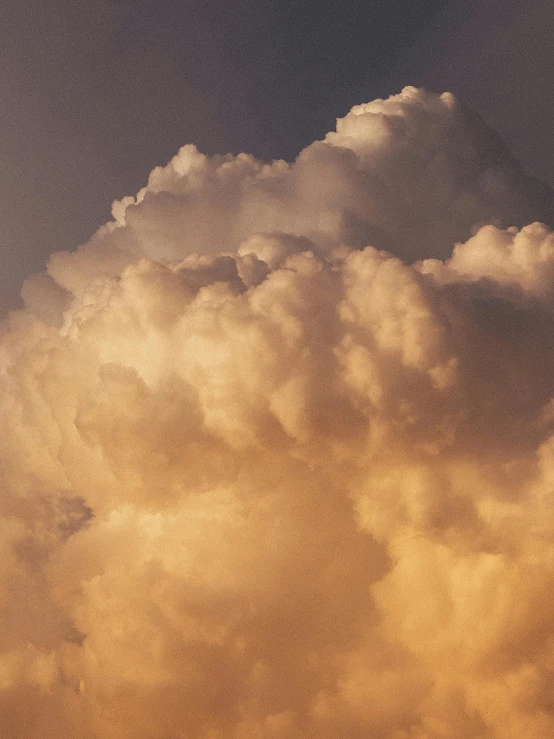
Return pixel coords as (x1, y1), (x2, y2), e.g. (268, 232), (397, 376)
(1, 0), (553, 312)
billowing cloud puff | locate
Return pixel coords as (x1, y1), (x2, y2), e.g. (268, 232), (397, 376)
(23, 86), (552, 323)
(2, 87), (554, 738)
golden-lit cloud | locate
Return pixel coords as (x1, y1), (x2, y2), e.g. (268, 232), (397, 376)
(2, 87), (554, 738)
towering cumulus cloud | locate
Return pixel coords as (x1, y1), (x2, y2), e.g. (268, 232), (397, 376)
(3, 87), (554, 738)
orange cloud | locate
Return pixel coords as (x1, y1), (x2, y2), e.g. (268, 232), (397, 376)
(2, 88), (554, 738)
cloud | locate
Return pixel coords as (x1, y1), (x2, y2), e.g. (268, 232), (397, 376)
(1, 87), (554, 737)
(25, 86), (552, 322)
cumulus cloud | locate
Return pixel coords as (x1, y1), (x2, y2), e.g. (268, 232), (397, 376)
(2, 87), (554, 737)
(25, 86), (552, 321)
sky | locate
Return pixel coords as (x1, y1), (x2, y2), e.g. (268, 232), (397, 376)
(3, 0), (554, 313)
(3, 3), (554, 738)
